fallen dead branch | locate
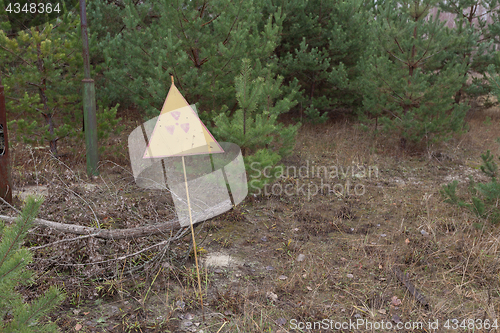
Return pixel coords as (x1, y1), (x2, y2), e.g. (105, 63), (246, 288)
(0, 214), (184, 239)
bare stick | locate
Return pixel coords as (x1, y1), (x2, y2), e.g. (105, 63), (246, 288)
(30, 234), (94, 250)
(182, 155), (204, 320)
(0, 196), (20, 213)
(0, 185), (188, 240)
(0, 214), (184, 239)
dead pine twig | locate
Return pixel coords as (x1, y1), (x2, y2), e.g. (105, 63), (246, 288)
(392, 266), (430, 310)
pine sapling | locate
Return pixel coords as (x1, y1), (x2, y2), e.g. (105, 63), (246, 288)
(0, 196), (65, 332)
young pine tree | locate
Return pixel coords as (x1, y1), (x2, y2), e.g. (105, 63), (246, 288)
(0, 12), (120, 155)
(441, 150), (500, 225)
(0, 13), (82, 155)
(274, 0), (373, 123)
(0, 196), (65, 331)
(438, 0), (500, 102)
(93, 0), (284, 121)
(360, 0), (471, 148)
(212, 59), (300, 192)
(0, 0), (11, 31)
(92, 0), (295, 189)
(441, 66), (500, 226)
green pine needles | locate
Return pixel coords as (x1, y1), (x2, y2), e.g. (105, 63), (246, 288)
(487, 64), (500, 101)
(0, 196), (65, 332)
(212, 59), (300, 192)
(276, 0), (372, 123)
(360, 0), (470, 147)
(444, 66), (500, 226)
(441, 150), (500, 226)
(0, 12), (120, 156)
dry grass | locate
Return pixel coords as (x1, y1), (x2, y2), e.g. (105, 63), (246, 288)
(1, 100), (500, 332)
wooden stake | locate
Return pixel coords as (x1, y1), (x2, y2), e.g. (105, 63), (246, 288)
(80, 0), (99, 176)
(182, 155), (205, 320)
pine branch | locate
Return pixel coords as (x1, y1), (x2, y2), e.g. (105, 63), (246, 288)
(0, 196), (63, 332)
(0, 198), (42, 269)
(19, 287), (65, 328)
(0, 44), (32, 66)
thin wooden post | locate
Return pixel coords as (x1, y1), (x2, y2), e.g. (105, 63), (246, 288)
(0, 76), (13, 204)
(79, 0), (98, 176)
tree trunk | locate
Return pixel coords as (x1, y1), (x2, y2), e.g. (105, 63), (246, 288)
(42, 113), (58, 155)
(35, 29), (58, 155)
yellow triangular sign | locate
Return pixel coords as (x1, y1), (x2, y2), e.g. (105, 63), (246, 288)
(143, 78), (224, 158)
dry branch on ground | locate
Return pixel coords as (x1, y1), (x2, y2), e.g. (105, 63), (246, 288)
(0, 214), (183, 239)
